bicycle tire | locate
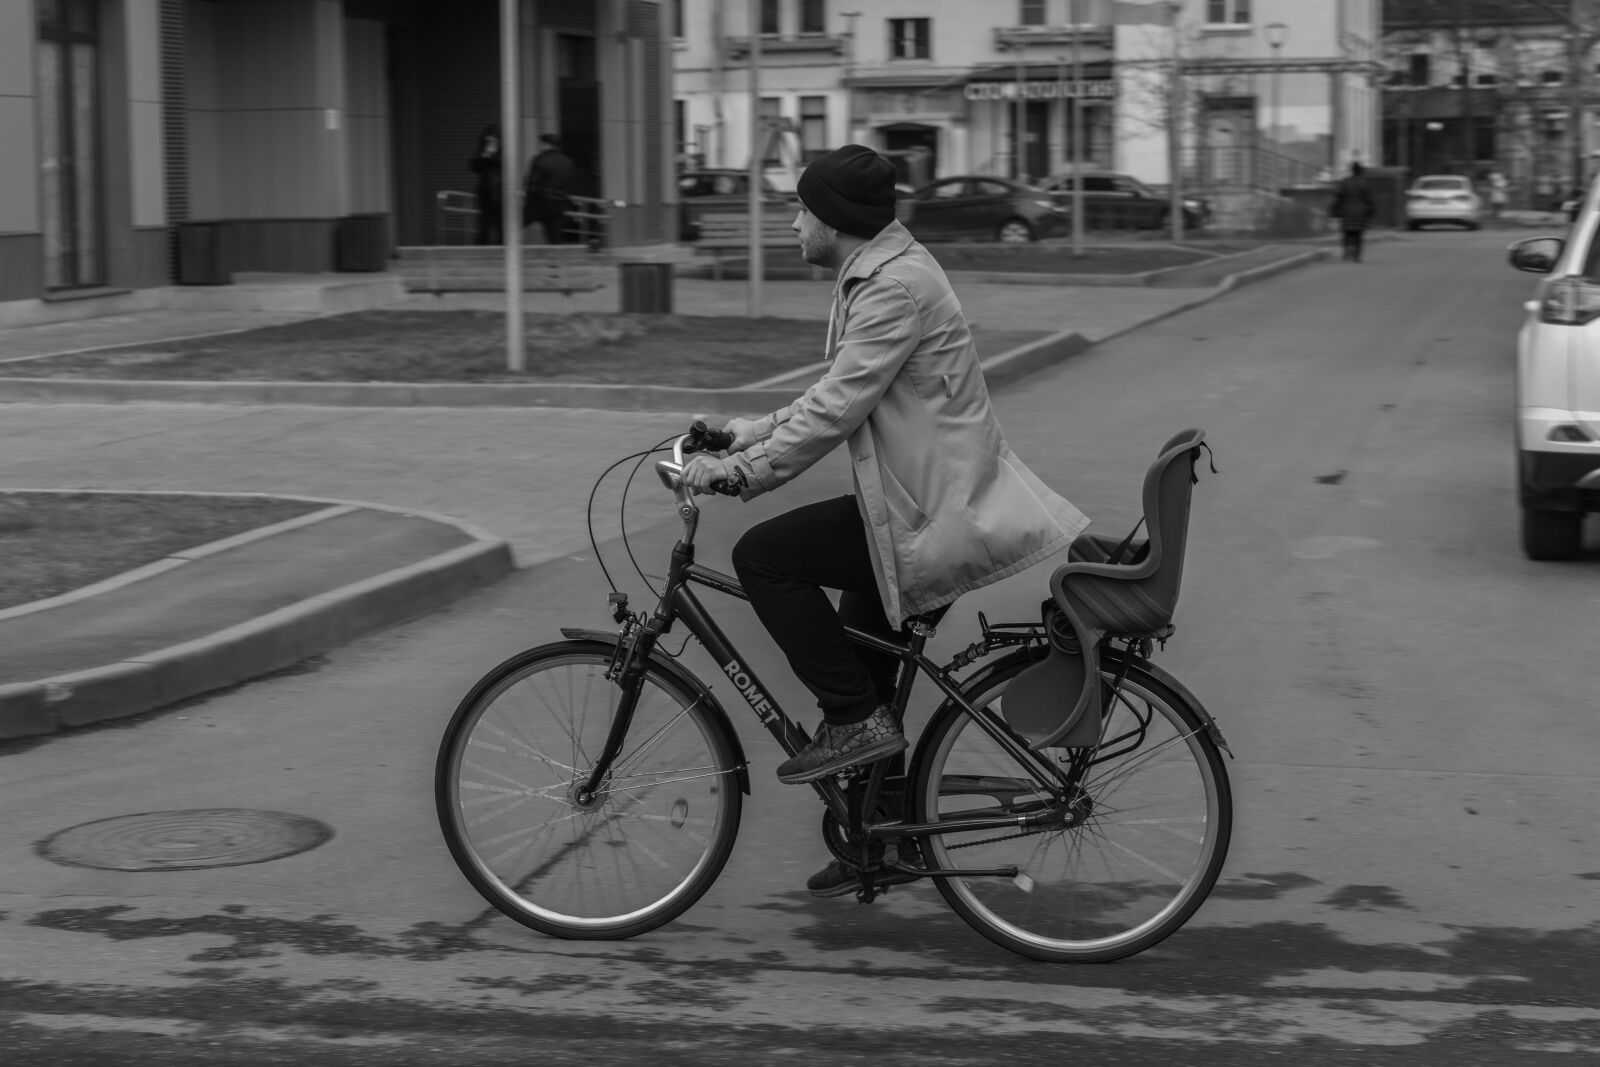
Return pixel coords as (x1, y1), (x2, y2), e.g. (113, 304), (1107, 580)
(911, 646), (1231, 963)
(435, 639), (744, 939)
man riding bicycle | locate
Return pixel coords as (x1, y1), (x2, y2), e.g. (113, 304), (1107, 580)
(679, 144), (1089, 894)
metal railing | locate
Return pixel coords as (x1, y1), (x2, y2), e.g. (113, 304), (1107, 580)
(1181, 144), (1324, 195)
(432, 190), (620, 248)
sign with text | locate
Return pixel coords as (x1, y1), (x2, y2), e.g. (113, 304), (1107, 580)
(963, 79), (1117, 101)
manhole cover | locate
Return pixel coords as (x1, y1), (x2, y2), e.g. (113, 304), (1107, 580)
(37, 809), (333, 872)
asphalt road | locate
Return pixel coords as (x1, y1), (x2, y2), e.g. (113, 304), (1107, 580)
(2, 230), (1596, 1065)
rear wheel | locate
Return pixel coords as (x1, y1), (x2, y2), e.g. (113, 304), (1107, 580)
(1522, 507), (1584, 560)
(996, 218), (1034, 243)
(436, 640), (743, 939)
(911, 648), (1231, 963)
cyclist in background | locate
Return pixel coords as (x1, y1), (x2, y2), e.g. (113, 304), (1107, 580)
(679, 144), (1089, 893)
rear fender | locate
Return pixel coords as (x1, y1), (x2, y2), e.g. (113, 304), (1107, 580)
(560, 627), (751, 794)
(1103, 646), (1234, 756)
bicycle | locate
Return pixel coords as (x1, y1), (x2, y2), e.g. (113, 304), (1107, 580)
(435, 423), (1232, 963)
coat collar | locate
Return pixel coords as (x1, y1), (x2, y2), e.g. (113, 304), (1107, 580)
(838, 220), (915, 284)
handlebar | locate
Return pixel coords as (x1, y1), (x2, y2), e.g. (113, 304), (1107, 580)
(659, 421), (744, 502)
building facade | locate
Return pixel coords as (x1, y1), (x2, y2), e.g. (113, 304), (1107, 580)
(672, 0), (1380, 197)
(1381, 0), (1598, 211)
(1119, 0), (1382, 190)
(2, 0), (674, 319)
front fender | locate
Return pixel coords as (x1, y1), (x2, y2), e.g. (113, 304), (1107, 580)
(560, 627), (752, 794)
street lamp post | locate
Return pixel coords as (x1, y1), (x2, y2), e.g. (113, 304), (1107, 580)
(1264, 22), (1288, 151)
(1069, 0), (1086, 257)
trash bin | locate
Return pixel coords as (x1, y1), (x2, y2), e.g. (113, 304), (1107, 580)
(618, 261), (674, 314)
(334, 213), (390, 272)
(176, 221), (230, 285)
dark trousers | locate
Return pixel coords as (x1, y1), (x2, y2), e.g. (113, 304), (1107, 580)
(1341, 227), (1365, 262)
(731, 496), (902, 727)
(475, 193), (503, 246)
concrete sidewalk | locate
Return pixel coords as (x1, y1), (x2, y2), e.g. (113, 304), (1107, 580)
(0, 241), (1332, 741)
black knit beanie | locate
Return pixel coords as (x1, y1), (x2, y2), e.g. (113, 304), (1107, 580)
(796, 145), (897, 239)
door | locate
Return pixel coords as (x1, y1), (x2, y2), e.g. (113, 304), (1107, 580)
(968, 178), (1019, 239)
(557, 35), (600, 199)
(36, 0), (104, 290)
(1202, 99), (1256, 188)
(908, 179), (972, 240)
(1024, 101), (1049, 184)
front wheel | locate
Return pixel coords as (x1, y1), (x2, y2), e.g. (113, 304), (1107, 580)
(435, 640), (744, 939)
(996, 218), (1034, 243)
(911, 647), (1231, 962)
(1522, 507), (1584, 560)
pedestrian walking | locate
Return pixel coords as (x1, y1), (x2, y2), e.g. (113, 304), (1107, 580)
(468, 125), (503, 245)
(1487, 170), (1508, 219)
(523, 134), (575, 245)
(1329, 161), (1376, 263)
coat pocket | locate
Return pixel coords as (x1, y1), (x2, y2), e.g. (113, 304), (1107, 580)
(878, 461), (930, 534)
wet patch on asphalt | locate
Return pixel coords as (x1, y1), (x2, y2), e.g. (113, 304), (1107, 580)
(16, 902), (1600, 1009)
(1210, 872), (1322, 900)
(1320, 884), (1414, 911)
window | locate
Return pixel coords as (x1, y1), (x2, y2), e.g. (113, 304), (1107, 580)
(1020, 0), (1046, 26)
(761, 0), (779, 35)
(1409, 54), (1430, 85)
(800, 0), (826, 35)
(800, 96), (828, 161)
(889, 17), (931, 60)
(1205, 0), (1251, 24)
(927, 180), (969, 200)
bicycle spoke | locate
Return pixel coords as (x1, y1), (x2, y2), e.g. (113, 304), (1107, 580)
(438, 646), (742, 937)
(920, 656), (1230, 962)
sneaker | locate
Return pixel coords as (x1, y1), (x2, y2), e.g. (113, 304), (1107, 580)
(776, 706), (908, 785)
(807, 841), (926, 898)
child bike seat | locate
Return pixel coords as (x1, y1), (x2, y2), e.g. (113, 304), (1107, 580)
(1004, 428), (1214, 748)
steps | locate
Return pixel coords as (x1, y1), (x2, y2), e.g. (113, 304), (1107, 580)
(394, 245), (615, 295)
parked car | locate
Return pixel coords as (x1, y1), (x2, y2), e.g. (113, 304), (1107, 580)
(676, 169), (791, 241)
(901, 176), (1068, 243)
(1037, 170), (1209, 230)
(1405, 174), (1483, 230)
(1505, 183), (1600, 559)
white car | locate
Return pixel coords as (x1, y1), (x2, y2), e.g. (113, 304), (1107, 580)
(1405, 174), (1483, 230)
(1506, 184), (1600, 559)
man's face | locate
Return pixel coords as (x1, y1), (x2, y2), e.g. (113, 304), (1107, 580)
(793, 204), (840, 268)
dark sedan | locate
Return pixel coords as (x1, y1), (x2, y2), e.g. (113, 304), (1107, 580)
(901, 176), (1070, 243)
(1038, 171), (1209, 231)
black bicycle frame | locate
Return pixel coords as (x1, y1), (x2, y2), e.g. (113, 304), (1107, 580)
(580, 534), (1070, 844)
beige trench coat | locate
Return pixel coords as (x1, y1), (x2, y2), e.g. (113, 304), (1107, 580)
(730, 220), (1089, 627)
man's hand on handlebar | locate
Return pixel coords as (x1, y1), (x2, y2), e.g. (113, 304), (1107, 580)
(680, 454), (746, 496)
(691, 415), (759, 454)
(722, 417), (759, 453)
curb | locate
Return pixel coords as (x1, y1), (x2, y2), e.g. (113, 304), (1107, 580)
(0, 247), (1330, 413)
(976, 245), (1332, 390)
(0, 492), (515, 741)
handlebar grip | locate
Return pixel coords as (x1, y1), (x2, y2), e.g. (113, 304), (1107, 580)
(708, 468), (747, 496)
(689, 419), (735, 454)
